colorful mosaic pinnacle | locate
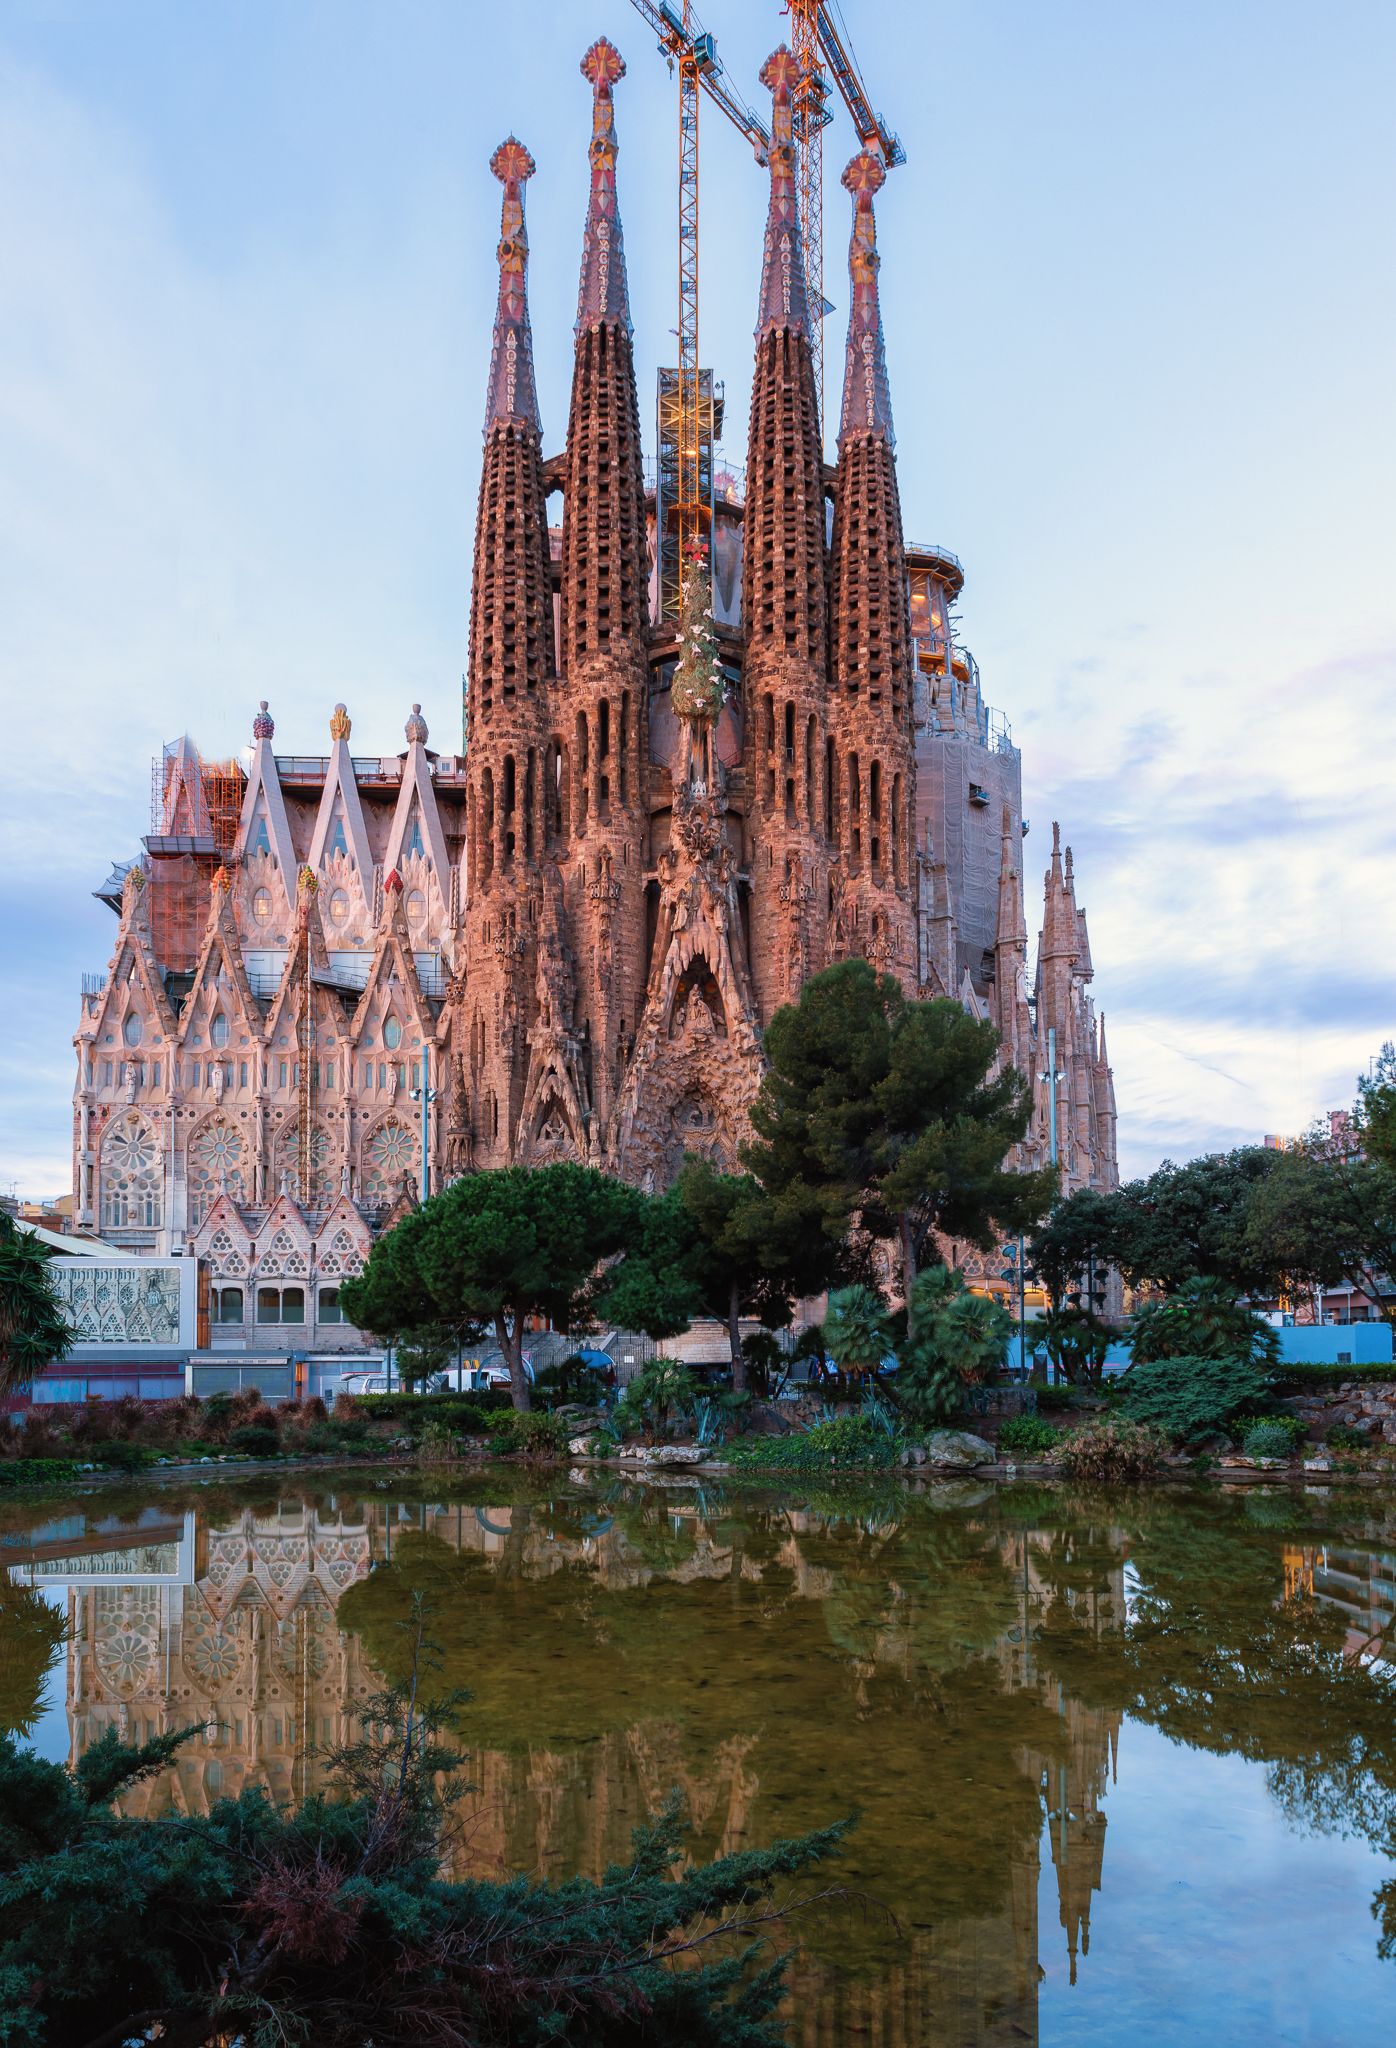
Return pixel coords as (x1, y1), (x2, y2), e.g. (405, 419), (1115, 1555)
(484, 137), (541, 436)
(839, 150), (895, 448)
(576, 37), (631, 334)
(755, 45), (810, 337)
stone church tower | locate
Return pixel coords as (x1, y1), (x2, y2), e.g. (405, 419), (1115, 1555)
(72, 39), (1119, 1288)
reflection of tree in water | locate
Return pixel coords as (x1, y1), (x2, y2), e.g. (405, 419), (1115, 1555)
(0, 1580), (67, 1739)
(1030, 1487), (1396, 1969)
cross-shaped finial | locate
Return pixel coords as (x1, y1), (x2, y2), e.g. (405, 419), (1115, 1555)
(759, 44), (800, 102)
(842, 150), (886, 200)
(490, 137), (536, 189)
(581, 37), (625, 90)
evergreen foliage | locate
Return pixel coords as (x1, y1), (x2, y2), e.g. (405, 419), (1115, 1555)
(0, 1600), (860, 2047)
(1126, 1277), (1281, 1370)
(340, 1163), (692, 1413)
(743, 960), (1053, 1301)
(1116, 1354), (1272, 1443)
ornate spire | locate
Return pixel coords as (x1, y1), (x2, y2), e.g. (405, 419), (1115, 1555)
(483, 138), (542, 437)
(755, 46), (811, 336)
(405, 703), (428, 745)
(575, 39), (631, 334)
(253, 700), (274, 740)
(838, 151), (894, 447)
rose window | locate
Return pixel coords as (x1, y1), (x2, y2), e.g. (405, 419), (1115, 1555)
(101, 1113), (163, 1229)
(189, 1120), (245, 1225)
(364, 1119), (415, 1202)
(279, 1123), (333, 1207)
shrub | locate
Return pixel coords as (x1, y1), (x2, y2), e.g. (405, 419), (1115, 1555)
(0, 1458), (80, 1490)
(489, 1411), (568, 1458)
(726, 1412), (895, 1473)
(1325, 1421), (1376, 1451)
(1058, 1416), (1165, 1482)
(998, 1414), (1059, 1457)
(94, 1440), (150, 1474)
(1238, 1416), (1306, 1459)
(1116, 1354), (1270, 1442)
(228, 1425), (281, 1460)
(897, 1265), (1016, 1425)
(1125, 1277), (1281, 1370)
(1032, 1383), (1076, 1412)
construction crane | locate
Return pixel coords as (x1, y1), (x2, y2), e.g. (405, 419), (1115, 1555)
(789, 1), (906, 428)
(628, 1), (770, 617)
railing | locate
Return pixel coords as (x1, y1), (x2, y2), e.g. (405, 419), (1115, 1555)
(81, 973), (107, 997)
(905, 541), (964, 575)
(641, 455), (745, 508)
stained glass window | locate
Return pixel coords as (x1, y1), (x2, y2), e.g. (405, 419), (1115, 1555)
(188, 1118), (245, 1224)
(363, 1119), (415, 1203)
(101, 1113), (163, 1228)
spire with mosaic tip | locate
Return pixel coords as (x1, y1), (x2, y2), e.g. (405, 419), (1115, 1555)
(575, 38), (632, 335)
(839, 150), (895, 448)
(754, 45), (812, 338)
(483, 138), (542, 437)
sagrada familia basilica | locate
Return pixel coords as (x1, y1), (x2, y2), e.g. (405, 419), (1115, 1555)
(72, 39), (1118, 1335)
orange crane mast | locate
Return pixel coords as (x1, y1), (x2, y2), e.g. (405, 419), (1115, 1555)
(790, 0), (905, 434)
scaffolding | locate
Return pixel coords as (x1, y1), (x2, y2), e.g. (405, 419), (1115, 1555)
(146, 739), (247, 975)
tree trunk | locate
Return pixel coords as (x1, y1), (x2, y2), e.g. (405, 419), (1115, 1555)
(729, 1278), (746, 1391)
(496, 1308), (531, 1412)
(899, 1211), (917, 1334)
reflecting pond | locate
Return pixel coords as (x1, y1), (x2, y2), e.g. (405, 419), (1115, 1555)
(4, 1470), (1396, 2045)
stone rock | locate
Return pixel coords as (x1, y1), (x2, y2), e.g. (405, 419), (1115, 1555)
(647, 1443), (704, 1465)
(922, 1430), (996, 1469)
(568, 1435), (600, 1456)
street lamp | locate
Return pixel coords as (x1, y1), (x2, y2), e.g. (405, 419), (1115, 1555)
(1038, 1025), (1067, 1170)
(408, 1047), (438, 1205)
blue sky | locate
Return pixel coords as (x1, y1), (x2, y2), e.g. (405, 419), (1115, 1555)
(2, 0), (1394, 1196)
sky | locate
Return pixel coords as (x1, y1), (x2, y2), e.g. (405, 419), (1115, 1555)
(1, 0), (1393, 1199)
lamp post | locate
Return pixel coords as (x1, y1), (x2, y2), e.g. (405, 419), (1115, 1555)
(1039, 1025), (1066, 1171)
(1038, 1026), (1068, 1381)
(408, 1047), (438, 1206)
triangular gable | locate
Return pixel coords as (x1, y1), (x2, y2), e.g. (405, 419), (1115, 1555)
(382, 744), (450, 893)
(262, 885), (333, 1045)
(306, 735), (375, 881)
(236, 738), (298, 889)
(957, 967), (987, 1021)
(161, 736), (207, 836)
(347, 887), (435, 1044)
(104, 912), (180, 1046)
(180, 878), (264, 1046)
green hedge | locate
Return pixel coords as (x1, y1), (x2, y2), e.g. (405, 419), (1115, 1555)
(0, 1458), (82, 1489)
(348, 1390), (513, 1428)
(1269, 1363), (1396, 1393)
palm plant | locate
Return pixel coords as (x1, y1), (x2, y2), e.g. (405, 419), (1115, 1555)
(0, 1214), (73, 1398)
(823, 1285), (891, 1385)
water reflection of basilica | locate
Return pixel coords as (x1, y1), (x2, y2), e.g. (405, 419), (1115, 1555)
(12, 1493), (1130, 2047)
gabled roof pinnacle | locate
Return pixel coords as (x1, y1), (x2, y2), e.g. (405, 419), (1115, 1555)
(483, 137), (542, 438)
(575, 38), (632, 335)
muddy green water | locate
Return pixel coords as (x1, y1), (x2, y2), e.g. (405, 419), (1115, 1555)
(4, 1469), (1395, 2045)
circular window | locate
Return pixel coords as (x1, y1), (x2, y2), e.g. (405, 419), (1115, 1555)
(252, 887), (273, 924)
(122, 1015), (142, 1047)
(383, 1018), (402, 1050)
(405, 889), (426, 927)
(210, 1014), (229, 1048)
(328, 888), (351, 927)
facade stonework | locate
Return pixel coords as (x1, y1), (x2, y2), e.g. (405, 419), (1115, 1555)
(73, 38), (1118, 1285)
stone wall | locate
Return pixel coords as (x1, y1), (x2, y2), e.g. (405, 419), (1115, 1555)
(1285, 1380), (1396, 1444)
